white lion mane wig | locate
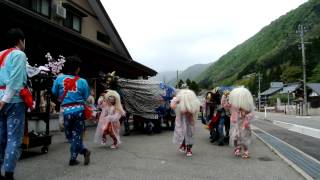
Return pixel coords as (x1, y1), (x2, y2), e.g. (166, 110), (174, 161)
(228, 87), (255, 112)
(176, 89), (201, 114)
(104, 90), (125, 115)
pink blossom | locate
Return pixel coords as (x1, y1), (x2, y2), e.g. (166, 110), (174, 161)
(43, 52), (65, 76)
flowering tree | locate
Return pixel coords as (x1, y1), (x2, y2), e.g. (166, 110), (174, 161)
(44, 52), (66, 76)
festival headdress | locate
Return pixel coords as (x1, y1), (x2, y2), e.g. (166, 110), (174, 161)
(104, 90), (125, 115)
(228, 87), (254, 112)
(176, 89), (201, 114)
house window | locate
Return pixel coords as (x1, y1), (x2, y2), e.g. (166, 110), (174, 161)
(31, 0), (50, 17)
(97, 32), (110, 45)
(64, 11), (82, 33)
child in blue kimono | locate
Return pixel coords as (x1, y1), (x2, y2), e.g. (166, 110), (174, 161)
(0, 28), (27, 180)
(52, 56), (91, 166)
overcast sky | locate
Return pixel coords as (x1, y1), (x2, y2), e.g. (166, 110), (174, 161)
(102, 0), (308, 72)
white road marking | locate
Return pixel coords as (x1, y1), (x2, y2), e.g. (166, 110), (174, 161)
(272, 120), (320, 139)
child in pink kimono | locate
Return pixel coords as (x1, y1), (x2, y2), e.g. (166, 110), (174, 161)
(170, 89), (201, 157)
(224, 87), (254, 159)
(94, 90), (125, 149)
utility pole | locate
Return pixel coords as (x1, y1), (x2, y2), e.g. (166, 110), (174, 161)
(176, 70), (179, 88)
(297, 24), (308, 116)
(258, 72), (261, 111)
(287, 90), (290, 113)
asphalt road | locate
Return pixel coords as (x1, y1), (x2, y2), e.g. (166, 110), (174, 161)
(14, 121), (303, 180)
(252, 119), (320, 161)
(255, 111), (320, 129)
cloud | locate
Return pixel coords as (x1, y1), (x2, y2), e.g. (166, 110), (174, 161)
(102, 0), (307, 72)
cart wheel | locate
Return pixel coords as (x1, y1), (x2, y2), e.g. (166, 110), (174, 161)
(41, 146), (48, 154)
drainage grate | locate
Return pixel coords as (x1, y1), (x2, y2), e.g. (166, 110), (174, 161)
(254, 129), (320, 179)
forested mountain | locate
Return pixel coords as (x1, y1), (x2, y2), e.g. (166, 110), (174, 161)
(149, 70), (176, 82)
(196, 0), (320, 94)
(152, 63), (210, 86)
(167, 63), (210, 86)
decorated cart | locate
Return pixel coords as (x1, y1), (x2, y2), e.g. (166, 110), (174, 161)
(98, 72), (176, 135)
(22, 75), (53, 153)
(22, 53), (64, 153)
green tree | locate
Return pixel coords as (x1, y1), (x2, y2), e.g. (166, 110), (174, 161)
(189, 81), (200, 94)
(280, 66), (302, 83)
(186, 79), (191, 87)
(268, 93), (288, 106)
(177, 79), (184, 88)
(309, 63), (320, 82)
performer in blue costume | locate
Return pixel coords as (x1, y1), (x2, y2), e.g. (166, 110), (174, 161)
(0, 28), (28, 180)
(52, 56), (91, 166)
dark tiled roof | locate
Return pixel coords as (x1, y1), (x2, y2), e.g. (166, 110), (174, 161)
(270, 82), (284, 88)
(307, 83), (320, 95)
(280, 84), (301, 94)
